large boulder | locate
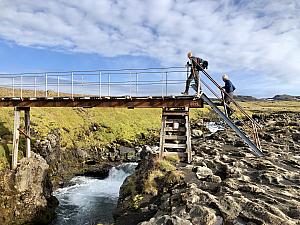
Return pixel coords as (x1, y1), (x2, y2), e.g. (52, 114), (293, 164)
(0, 152), (57, 225)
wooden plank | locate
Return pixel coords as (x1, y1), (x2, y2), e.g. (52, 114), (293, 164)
(163, 152), (187, 160)
(163, 152), (187, 156)
(0, 97), (204, 108)
(12, 107), (20, 170)
(165, 119), (186, 124)
(25, 109), (31, 158)
(164, 143), (187, 148)
(162, 112), (189, 116)
(164, 127), (186, 132)
(164, 135), (187, 140)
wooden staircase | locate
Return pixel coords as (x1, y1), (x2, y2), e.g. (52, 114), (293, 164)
(159, 107), (192, 163)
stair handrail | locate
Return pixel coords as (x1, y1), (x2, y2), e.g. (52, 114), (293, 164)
(190, 59), (261, 129)
(189, 59), (262, 152)
(200, 78), (258, 131)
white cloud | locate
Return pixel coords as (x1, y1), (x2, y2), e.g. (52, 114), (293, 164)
(0, 0), (299, 95)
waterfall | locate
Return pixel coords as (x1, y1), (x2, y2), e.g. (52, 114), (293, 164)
(51, 163), (137, 225)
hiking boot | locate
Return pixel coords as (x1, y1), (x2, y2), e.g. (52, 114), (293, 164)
(181, 92), (189, 96)
(195, 91), (203, 98)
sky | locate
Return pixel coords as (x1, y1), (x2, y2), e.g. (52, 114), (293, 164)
(0, 0), (299, 97)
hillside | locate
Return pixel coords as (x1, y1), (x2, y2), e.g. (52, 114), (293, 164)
(0, 107), (163, 170)
(1, 86), (300, 170)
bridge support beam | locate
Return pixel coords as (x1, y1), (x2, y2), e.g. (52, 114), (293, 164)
(11, 107), (31, 170)
(12, 107), (20, 170)
(25, 108), (31, 158)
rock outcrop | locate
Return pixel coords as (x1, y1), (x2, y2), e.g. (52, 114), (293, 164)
(0, 152), (58, 225)
(115, 112), (300, 225)
(34, 129), (147, 189)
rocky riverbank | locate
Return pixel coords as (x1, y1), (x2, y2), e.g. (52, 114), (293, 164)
(0, 127), (147, 224)
(34, 128), (145, 189)
(115, 112), (300, 225)
(0, 153), (58, 225)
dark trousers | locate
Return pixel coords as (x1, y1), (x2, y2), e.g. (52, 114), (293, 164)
(184, 69), (200, 93)
(224, 92), (234, 116)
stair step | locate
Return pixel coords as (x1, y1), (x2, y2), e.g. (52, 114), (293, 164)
(164, 135), (187, 140)
(165, 119), (186, 124)
(163, 151), (195, 157)
(162, 152), (187, 157)
(162, 112), (188, 116)
(164, 143), (187, 148)
(164, 127), (186, 132)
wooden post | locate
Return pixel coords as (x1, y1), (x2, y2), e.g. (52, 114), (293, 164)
(25, 108), (31, 158)
(159, 112), (166, 159)
(185, 109), (192, 163)
(12, 107), (20, 170)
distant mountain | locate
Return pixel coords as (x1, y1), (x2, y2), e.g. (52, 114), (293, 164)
(271, 94), (300, 101)
(233, 94), (300, 101)
(234, 95), (258, 101)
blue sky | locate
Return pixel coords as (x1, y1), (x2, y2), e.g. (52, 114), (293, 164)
(0, 0), (299, 97)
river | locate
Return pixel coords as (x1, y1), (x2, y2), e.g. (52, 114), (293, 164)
(51, 163), (137, 225)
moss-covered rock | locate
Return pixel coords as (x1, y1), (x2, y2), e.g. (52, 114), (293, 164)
(0, 153), (58, 225)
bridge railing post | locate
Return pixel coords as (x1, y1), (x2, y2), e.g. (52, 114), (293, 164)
(129, 72), (132, 97)
(45, 73), (48, 98)
(57, 75), (60, 97)
(136, 73), (138, 96)
(81, 74), (84, 97)
(71, 72), (74, 98)
(108, 73), (111, 96)
(20, 74), (23, 98)
(99, 71), (102, 98)
(12, 77), (15, 97)
(34, 76), (37, 97)
(161, 73), (164, 96)
(165, 72), (168, 96)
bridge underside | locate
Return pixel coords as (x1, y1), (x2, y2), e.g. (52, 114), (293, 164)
(0, 96), (203, 108)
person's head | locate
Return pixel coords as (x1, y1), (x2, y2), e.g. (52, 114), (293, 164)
(187, 51), (193, 59)
(222, 74), (229, 81)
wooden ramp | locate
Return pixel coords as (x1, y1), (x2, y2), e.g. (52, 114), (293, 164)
(159, 107), (192, 163)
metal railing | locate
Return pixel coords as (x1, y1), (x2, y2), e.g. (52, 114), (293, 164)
(190, 59), (262, 150)
(0, 65), (262, 149)
(0, 67), (188, 98)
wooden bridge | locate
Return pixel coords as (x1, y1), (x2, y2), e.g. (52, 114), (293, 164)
(0, 66), (263, 169)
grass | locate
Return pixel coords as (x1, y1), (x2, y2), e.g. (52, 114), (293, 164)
(144, 170), (164, 196)
(0, 85), (300, 171)
(156, 159), (176, 172)
(0, 107), (162, 169)
(238, 100), (300, 113)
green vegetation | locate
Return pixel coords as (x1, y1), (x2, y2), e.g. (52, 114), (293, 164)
(1, 95), (300, 170)
(131, 195), (144, 209)
(163, 153), (180, 164)
(156, 159), (176, 172)
(239, 100), (300, 113)
(143, 158), (181, 196)
(144, 169), (164, 195)
(0, 107), (162, 170)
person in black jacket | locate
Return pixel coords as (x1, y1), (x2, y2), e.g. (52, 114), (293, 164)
(182, 51), (208, 96)
(222, 74), (236, 116)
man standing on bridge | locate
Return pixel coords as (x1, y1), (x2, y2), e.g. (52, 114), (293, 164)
(182, 51), (208, 97)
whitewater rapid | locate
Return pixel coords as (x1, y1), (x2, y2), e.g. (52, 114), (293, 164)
(51, 163), (137, 225)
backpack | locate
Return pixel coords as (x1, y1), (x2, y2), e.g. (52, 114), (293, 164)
(193, 57), (208, 70)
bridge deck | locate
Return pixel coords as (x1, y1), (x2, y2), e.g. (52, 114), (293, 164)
(0, 96), (203, 108)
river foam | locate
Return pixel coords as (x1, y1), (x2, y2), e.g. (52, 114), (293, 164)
(51, 163), (137, 225)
